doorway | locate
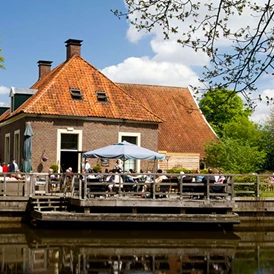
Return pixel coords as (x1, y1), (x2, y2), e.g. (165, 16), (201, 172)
(60, 151), (78, 173)
(58, 131), (82, 173)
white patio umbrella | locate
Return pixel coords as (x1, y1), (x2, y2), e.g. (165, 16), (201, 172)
(83, 141), (165, 171)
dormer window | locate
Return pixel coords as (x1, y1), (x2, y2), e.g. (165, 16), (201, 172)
(70, 88), (83, 100)
(96, 91), (108, 103)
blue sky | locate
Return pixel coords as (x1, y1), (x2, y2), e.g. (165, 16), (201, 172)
(0, 0), (273, 123)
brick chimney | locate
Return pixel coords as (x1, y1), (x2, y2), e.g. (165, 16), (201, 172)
(37, 60), (52, 79)
(65, 39), (83, 61)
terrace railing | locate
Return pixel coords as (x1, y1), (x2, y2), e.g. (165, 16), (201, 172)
(0, 172), (273, 199)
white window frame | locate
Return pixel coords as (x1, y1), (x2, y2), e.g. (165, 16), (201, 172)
(57, 129), (83, 173)
(118, 132), (141, 172)
(14, 130), (20, 167)
(4, 133), (10, 164)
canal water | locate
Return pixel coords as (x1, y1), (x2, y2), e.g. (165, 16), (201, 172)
(0, 222), (273, 273)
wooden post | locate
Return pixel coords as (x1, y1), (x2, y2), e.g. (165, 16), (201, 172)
(230, 176), (234, 201)
(206, 176), (210, 200)
(81, 175), (85, 199)
(118, 174), (122, 197)
(179, 177), (182, 200)
(3, 174), (6, 197)
(256, 175), (260, 198)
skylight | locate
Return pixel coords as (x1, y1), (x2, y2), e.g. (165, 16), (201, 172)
(96, 91), (108, 102)
(70, 88), (83, 100)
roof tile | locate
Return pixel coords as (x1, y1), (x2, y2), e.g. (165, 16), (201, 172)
(1, 56), (162, 123)
(117, 83), (217, 156)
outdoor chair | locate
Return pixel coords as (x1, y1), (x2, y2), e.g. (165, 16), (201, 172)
(210, 179), (228, 199)
(87, 178), (107, 197)
(156, 179), (171, 198)
(182, 176), (193, 192)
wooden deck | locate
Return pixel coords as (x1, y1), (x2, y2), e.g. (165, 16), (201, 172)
(28, 194), (239, 229)
(9, 171), (274, 227)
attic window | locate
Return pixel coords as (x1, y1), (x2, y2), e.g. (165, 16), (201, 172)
(70, 88), (83, 100)
(96, 91), (108, 102)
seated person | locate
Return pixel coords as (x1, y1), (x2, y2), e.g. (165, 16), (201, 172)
(15, 169), (24, 180)
(141, 171), (154, 193)
(123, 170), (138, 192)
(155, 169), (169, 192)
(48, 168), (59, 179)
(48, 168), (59, 190)
(105, 169), (114, 182)
(87, 170), (96, 179)
(95, 170), (104, 181)
(203, 168), (225, 194)
(202, 168), (216, 184)
(6, 174), (18, 181)
(113, 159), (123, 172)
(108, 169), (123, 192)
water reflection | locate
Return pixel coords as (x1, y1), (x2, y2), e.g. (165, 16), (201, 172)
(0, 223), (273, 273)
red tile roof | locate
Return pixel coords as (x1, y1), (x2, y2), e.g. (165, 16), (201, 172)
(0, 51), (216, 157)
(0, 56), (162, 123)
(117, 83), (217, 156)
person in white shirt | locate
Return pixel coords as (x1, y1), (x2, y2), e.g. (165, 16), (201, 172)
(84, 159), (91, 173)
(113, 159), (123, 172)
(108, 169), (123, 192)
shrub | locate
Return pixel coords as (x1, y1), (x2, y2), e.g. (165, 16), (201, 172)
(234, 175), (257, 197)
(50, 164), (58, 173)
(93, 165), (101, 172)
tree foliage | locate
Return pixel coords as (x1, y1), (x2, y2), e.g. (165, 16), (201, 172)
(0, 40), (5, 70)
(198, 89), (251, 136)
(200, 89), (267, 172)
(222, 116), (263, 146)
(260, 107), (274, 170)
(204, 138), (266, 173)
(113, 0), (274, 105)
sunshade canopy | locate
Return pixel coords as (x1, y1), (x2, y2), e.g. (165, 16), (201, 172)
(83, 141), (165, 161)
(21, 122), (34, 172)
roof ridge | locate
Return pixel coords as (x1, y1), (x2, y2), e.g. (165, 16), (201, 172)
(3, 55), (163, 123)
(78, 57), (164, 122)
(116, 82), (188, 89)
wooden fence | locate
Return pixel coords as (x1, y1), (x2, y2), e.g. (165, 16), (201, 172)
(0, 172), (273, 199)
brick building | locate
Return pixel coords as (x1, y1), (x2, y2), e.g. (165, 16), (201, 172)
(0, 39), (216, 173)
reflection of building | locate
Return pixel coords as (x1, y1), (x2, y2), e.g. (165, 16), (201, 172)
(0, 225), (240, 273)
(0, 39), (216, 173)
(2, 224), (274, 273)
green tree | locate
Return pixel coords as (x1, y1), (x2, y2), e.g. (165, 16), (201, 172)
(198, 89), (251, 137)
(222, 116), (263, 146)
(113, 1), (274, 104)
(204, 138), (266, 173)
(199, 89), (267, 173)
(260, 107), (274, 171)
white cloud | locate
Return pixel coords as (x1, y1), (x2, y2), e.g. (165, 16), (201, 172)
(250, 89), (274, 124)
(151, 40), (209, 67)
(0, 86), (9, 95)
(102, 56), (200, 87)
(104, 1), (272, 125)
